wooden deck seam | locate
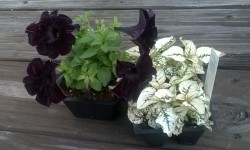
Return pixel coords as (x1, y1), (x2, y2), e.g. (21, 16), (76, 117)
(0, 128), (164, 149)
(1, 5), (250, 11)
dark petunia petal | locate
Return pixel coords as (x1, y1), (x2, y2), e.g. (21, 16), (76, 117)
(112, 53), (156, 101)
(53, 33), (75, 55)
(49, 84), (66, 104)
(26, 10), (75, 59)
(50, 10), (58, 20)
(27, 58), (44, 76)
(56, 14), (73, 27)
(44, 60), (58, 81)
(112, 77), (130, 99)
(115, 9), (157, 53)
(116, 60), (135, 78)
(25, 23), (41, 46)
(36, 87), (51, 107)
(40, 11), (49, 22)
(47, 46), (60, 59)
(23, 76), (42, 96)
(23, 57), (65, 107)
(136, 52), (156, 84)
(64, 24), (78, 32)
(37, 42), (49, 56)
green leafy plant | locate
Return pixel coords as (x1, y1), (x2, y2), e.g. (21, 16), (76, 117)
(57, 12), (124, 92)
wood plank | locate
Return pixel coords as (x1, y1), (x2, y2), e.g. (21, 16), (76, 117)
(219, 54), (250, 71)
(0, 0), (250, 10)
(0, 9), (250, 60)
(0, 61), (250, 149)
(0, 95), (249, 150)
(0, 131), (156, 150)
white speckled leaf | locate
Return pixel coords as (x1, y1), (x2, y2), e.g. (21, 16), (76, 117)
(196, 47), (224, 63)
(155, 108), (178, 137)
(155, 37), (174, 49)
(148, 118), (161, 129)
(196, 47), (212, 63)
(137, 87), (157, 109)
(190, 98), (205, 114)
(192, 62), (205, 74)
(125, 46), (140, 57)
(180, 38), (196, 56)
(155, 89), (174, 101)
(127, 105), (144, 124)
(169, 86), (177, 95)
(175, 106), (188, 118)
(176, 93), (185, 100)
(178, 80), (199, 94)
(169, 76), (181, 85)
(161, 46), (185, 62)
(155, 67), (166, 84)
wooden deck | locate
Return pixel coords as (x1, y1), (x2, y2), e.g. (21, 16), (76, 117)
(0, 1), (250, 149)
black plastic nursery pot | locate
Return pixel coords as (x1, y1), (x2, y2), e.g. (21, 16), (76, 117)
(133, 124), (168, 147)
(63, 96), (120, 121)
(174, 125), (206, 145)
(133, 123), (206, 146)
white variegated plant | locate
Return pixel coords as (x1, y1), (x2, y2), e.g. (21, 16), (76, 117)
(126, 36), (224, 137)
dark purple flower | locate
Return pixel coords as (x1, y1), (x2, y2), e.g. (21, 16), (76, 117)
(25, 10), (78, 59)
(115, 9), (157, 53)
(23, 58), (65, 106)
(112, 52), (156, 101)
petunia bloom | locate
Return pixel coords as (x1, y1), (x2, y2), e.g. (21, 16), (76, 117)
(112, 52), (156, 101)
(25, 10), (78, 59)
(23, 58), (66, 106)
(115, 9), (157, 53)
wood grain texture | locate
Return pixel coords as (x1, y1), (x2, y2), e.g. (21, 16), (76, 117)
(0, 0), (250, 10)
(0, 131), (155, 150)
(0, 95), (249, 150)
(0, 9), (250, 60)
(0, 61), (250, 149)
(219, 54), (250, 71)
(0, 1), (250, 149)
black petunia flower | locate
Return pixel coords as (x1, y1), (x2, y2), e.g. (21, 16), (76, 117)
(112, 52), (156, 101)
(115, 9), (157, 53)
(23, 58), (66, 106)
(25, 10), (78, 59)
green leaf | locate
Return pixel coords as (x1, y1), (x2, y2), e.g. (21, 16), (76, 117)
(109, 16), (122, 28)
(99, 55), (111, 66)
(78, 36), (93, 44)
(113, 16), (122, 27)
(105, 31), (121, 47)
(87, 63), (97, 76)
(96, 19), (106, 31)
(77, 74), (86, 81)
(64, 74), (73, 87)
(80, 48), (98, 59)
(101, 44), (110, 53)
(109, 53), (117, 62)
(84, 77), (90, 89)
(75, 79), (86, 90)
(97, 68), (111, 87)
(90, 32), (103, 46)
(56, 66), (63, 72)
(60, 60), (70, 69)
(70, 57), (81, 67)
(89, 77), (102, 91)
(69, 69), (79, 80)
(81, 65), (88, 73)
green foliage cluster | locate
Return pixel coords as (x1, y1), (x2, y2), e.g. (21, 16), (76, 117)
(57, 12), (124, 92)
